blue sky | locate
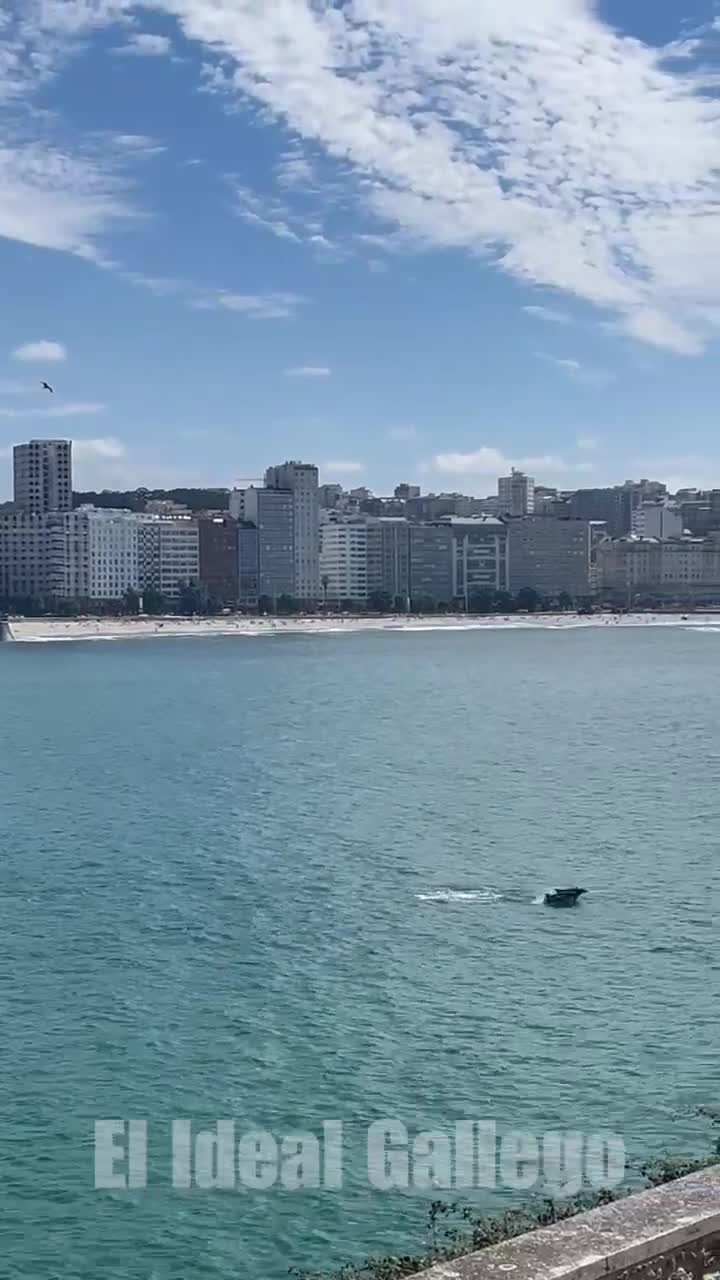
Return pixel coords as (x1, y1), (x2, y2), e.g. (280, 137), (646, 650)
(0, 0), (719, 496)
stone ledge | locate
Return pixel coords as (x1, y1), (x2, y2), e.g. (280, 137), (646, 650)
(411, 1166), (720, 1280)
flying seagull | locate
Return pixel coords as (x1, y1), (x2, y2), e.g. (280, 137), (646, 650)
(41, 381), (54, 393)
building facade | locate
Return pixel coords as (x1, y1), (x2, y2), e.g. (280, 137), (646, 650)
(498, 469), (535, 516)
(198, 515), (238, 604)
(507, 516), (592, 599)
(367, 518), (410, 606)
(408, 523), (454, 606)
(46, 508), (139, 601)
(237, 522), (260, 607)
(84, 508), (139, 600)
(265, 461), (320, 602)
(138, 516), (200, 601)
(243, 486), (294, 603)
(566, 487), (638, 539)
(319, 520), (369, 604)
(632, 501), (683, 540)
(0, 506), (50, 600)
(318, 484), (343, 510)
(158, 519), (199, 600)
(13, 439), (72, 514)
(444, 516), (508, 604)
(596, 536), (720, 603)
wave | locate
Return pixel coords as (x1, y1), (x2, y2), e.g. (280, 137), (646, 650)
(415, 888), (503, 903)
(396, 622), (542, 633)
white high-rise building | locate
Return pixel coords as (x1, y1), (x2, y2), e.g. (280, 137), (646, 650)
(265, 461), (320, 602)
(48, 508), (139, 600)
(228, 489), (246, 521)
(498, 469), (535, 516)
(632, 501), (683, 540)
(14, 439), (72, 514)
(320, 519), (369, 604)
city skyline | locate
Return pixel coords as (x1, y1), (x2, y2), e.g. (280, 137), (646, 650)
(1, 3), (720, 496)
(6, 433), (720, 611)
(0, 439), (718, 507)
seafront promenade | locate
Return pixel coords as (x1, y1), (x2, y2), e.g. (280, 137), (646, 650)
(410, 1165), (720, 1280)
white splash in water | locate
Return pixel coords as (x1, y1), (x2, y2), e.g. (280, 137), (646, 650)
(415, 889), (503, 904)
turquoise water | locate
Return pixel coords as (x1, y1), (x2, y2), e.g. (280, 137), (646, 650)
(1, 628), (718, 1279)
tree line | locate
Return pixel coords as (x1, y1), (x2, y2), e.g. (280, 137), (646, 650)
(72, 487), (230, 512)
(0, 586), (592, 619)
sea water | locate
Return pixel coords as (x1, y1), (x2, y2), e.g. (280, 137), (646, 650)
(0, 627), (718, 1278)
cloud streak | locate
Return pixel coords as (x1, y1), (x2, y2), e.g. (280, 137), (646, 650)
(523, 305), (572, 326)
(535, 353), (615, 387)
(432, 447), (594, 483)
(6, 0), (720, 355)
(194, 290), (306, 319)
(321, 460), (365, 475)
(0, 129), (136, 257)
(0, 401), (105, 418)
(114, 33), (172, 56)
(142, 0), (720, 355)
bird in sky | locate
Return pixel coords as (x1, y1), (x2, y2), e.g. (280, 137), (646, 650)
(40, 381), (54, 393)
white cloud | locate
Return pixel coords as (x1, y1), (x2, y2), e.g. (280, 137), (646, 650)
(131, 0), (720, 355)
(72, 436), (126, 460)
(0, 8), (137, 258)
(615, 308), (704, 356)
(117, 269), (186, 296)
(285, 365), (331, 378)
(110, 133), (166, 158)
(195, 291), (305, 319)
(231, 181), (344, 257)
(12, 340), (67, 363)
(540, 356), (581, 371)
(234, 186), (301, 242)
(535, 352), (615, 387)
(0, 123), (136, 258)
(276, 146), (315, 189)
(12, 0), (720, 354)
(524, 305), (572, 326)
(114, 33), (172, 57)
(432, 447), (594, 484)
(0, 401), (105, 418)
(433, 448), (510, 477)
(117, 270), (309, 319)
(322, 460), (365, 475)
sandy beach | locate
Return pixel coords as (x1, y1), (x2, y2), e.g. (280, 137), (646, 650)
(4, 611), (720, 642)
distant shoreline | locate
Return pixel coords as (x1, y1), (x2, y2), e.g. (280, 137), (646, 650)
(4, 611), (720, 643)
